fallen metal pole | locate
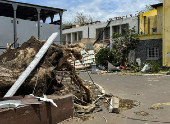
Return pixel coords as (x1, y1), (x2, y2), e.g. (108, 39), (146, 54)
(4, 32), (58, 97)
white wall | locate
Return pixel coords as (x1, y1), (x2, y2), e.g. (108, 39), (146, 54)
(62, 16), (139, 41)
(0, 16), (13, 49)
(40, 22), (60, 44)
(0, 16), (60, 54)
(63, 26), (88, 38)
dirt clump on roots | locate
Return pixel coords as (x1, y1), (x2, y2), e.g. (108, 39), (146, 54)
(0, 36), (93, 103)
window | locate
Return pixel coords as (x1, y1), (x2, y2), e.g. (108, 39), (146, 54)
(152, 28), (157, 34)
(121, 24), (129, 36)
(147, 47), (159, 60)
(113, 26), (119, 34)
(97, 29), (103, 39)
(105, 28), (110, 38)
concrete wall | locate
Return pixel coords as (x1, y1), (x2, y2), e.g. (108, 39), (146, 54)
(62, 16), (138, 43)
(0, 16), (60, 54)
(157, 6), (163, 34)
(0, 95), (74, 124)
(163, 0), (170, 66)
(135, 39), (162, 65)
(0, 16), (13, 51)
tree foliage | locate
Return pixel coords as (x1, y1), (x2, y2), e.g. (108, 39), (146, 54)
(62, 21), (73, 26)
(62, 12), (94, 26)
(73, 12), (93, 26)
(95, 25), (139, 66)
(138, 5), (155, 14)
(95, 47), (109, 66)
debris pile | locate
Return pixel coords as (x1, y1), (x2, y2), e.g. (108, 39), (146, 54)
(0, 36), (92, 102)
(0, 36), (138, 119)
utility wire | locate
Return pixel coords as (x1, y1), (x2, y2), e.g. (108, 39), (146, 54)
(93, 21), (112, 46)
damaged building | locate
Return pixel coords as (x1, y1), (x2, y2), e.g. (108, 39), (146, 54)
(135, 3), (163, 65)
(62, 15), (139, 45)
(0, 0), (66, 54)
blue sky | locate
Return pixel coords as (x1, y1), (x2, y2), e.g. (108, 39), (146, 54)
(15, 0), (161, 23)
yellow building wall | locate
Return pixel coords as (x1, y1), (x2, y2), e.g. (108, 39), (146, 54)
(163, 0), (170, 66)
(140, 9), (157, 34)
(140, 14), (144, 33)
(144, 16), (148, 34)
(149, 15), (157, 34)
(136, 34), (162, 40)
(157, 6), (163, 34)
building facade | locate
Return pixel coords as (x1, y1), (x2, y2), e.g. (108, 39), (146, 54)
(62, 16), (139, 45)
(135, 3), (163, 65)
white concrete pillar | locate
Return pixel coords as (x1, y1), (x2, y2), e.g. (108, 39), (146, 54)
(119, 25), (122, 34)
(12, 3), (18, 48)
(77, 32), (79, 42)
(66, 34), (68, 45)
(110, 26), (113, 51)
(71, 33), (73, 44)
(110, 26), (113, 42)
(103, 28), (105, 43)
(59, 12), (63, 44)
(36, 7), (41, 40)
(72, 33), (75, 43)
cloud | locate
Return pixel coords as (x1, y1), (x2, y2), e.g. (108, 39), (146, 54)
(14, 0), (160, 23)
(61, 0), (160, 22)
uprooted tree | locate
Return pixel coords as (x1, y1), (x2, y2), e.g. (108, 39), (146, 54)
(95, 25), (139, 66)
(0, 36), (93, 103)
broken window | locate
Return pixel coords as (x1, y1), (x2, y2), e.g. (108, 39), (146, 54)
(147, 47), (159, 60)
(105, 28), (110, 38)
(97, 29), (103, 39)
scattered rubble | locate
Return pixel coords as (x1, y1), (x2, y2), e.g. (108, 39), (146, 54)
(0, 36), (139, 123)
(0, 36), (92, 102)
(149, 103), (164, 110)
(119, 99), (140, 110)
(134, 111), (149, 116)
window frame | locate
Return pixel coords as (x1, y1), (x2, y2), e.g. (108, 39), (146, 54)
(147, 47), (159, 60)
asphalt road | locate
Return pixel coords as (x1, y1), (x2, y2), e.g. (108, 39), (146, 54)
(60, 72), (170, 124)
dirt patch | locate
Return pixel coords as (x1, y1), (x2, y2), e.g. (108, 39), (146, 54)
(149, 103), (164, 110)
(119, 99), (140, 110)
(134, 111), (149, 116)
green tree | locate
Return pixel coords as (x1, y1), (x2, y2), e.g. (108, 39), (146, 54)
(62, 21), (73, 26)
(95, 47), (109, 66)
(62, 12), (94, 26)
(138, 5), (155, 14)
(110, 25), (139, 66)
(73, 12), (93, 26)
(95, 25), (139, 66)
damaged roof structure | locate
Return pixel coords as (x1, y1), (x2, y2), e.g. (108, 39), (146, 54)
(62, 15), (139, 45)
(0, 0), (66, 54)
